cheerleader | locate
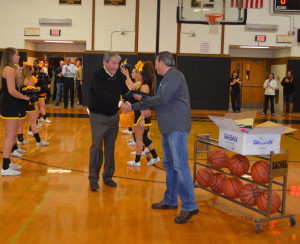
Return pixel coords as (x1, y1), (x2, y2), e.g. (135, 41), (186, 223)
(35, 66), (51, 123)
(0, 48), (30, 176)
(20, 64), (49, 146)
(120, 66), (142, 145)
(126, 61), (160, 167)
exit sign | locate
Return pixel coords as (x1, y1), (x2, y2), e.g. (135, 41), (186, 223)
(255, 35), (266, 42)
(50, 29), (61, 36)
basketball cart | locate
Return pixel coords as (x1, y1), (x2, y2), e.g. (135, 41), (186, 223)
(193, 134), (296, 233)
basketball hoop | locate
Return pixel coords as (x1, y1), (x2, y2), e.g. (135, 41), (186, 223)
(205, 13), (224, 34)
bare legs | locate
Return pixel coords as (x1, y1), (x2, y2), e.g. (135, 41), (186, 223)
(3, 120), (19, 158)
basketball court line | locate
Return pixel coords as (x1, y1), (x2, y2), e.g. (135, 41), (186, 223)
(10, 192), (50, 244)
(0, 151), (167, 183)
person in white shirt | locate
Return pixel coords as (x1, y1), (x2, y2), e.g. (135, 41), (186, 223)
(262, 73), (277, 116)
(62, 58), (76, 108)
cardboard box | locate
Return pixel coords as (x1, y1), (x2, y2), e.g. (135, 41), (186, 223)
(208, 112), (289, 155)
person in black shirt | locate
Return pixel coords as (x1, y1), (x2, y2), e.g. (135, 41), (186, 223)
(281, 70), (296, 117)
(88, 51), (129, 191)
(229, 70), (242, 113)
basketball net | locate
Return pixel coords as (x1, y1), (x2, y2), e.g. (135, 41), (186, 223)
(205, 13), (224, 34)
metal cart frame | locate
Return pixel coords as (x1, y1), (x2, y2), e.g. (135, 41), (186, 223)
(193, 134), (296, 233)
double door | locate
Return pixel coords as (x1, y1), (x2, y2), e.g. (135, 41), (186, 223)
(231, 58), (270, 108)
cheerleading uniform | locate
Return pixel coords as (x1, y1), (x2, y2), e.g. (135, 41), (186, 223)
(21, 86), (36, 113)
(35, 73), (50, 99)
(133, 85), (151, 126)
(0, 77), (26, 119)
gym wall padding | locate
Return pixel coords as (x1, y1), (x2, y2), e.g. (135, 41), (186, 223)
(82, 53), (231, 110)
(82, 53), (138, 106)
(177, 56), (231, 110)
(287, 60), (300, 112)
(0, 51), (27, 66)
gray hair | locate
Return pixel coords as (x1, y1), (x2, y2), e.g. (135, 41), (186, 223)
(156, 51), (175, 67)
(103, 51), (121, 63)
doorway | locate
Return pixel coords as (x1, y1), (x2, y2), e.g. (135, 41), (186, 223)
(231, 58), (270, 109)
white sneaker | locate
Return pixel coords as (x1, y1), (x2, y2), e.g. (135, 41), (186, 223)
(1, 168), (21, 176)
(127, 141), (136, 146)
(121, 129), (132, 135)
(130, 149), (147, 156)
(44, 119), (52, 123)
(127, 160), (141, 167)
(38, 118), (45, 122)
(9, 162), (22, 170)
(36, 140), (49, 146)
(37, 123), (43, 128)
(17, 148), (26, 154)
(11, 150), (23, 158)
(127, 138), (135, 143)
(147, 157), (160, 166)
(17, 140), (28, 145)
(28, 131), (34, 136)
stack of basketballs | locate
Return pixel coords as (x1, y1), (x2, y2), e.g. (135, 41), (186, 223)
(196, 148), (282, 214)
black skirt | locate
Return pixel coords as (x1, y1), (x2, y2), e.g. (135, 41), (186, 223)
(0, 99), (26, 119)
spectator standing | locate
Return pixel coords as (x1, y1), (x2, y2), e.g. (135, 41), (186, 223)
(74, 59), (83, 106)
(62, 58), (76, 108)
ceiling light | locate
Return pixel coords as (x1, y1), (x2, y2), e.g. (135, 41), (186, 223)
(44, 40), (74, 43)
(240, 46), (270, 49)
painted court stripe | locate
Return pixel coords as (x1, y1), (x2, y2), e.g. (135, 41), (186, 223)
(10, 192), (50, 244)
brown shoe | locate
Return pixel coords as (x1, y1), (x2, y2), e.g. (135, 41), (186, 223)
(174, 209), (199, 224)
(151, 201), (178, 209)
(54, 102), (59, 106)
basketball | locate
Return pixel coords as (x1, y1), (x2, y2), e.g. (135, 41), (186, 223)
(196, 168), (214, 187)
(250, 161), (270, 184)
(228, 154), (250, 176)
(239, 183), (262, 206)
(257, 190), (281, 214)
(209, 173), (227, 193)
(208, 148), (229, 169)
(223, 177), (243, 199)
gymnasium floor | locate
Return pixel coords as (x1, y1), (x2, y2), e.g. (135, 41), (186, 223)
(0, 106), (299, 244)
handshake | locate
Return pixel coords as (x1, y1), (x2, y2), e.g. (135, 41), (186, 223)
(120, 93), (151, 118)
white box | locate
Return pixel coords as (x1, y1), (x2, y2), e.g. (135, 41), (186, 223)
(208, 115), (289, 155)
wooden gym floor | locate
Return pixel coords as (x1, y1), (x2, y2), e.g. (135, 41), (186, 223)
(0, 106), (299, 244)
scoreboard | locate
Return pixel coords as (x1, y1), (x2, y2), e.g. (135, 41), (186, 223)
(274, 0), (300, 11)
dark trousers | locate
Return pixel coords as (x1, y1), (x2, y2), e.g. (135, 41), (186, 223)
(52, 80), (57, 102)
(76, 80), (82, 105)
(63, 77), (74, 107)
(88, 112), (119, 184)
(263, 95), (275, 114)
(231, 90), (240, 112)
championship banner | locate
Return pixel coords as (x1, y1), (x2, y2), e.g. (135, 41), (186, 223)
(59, 0), (81, 4)
(104, 0), (126, 6)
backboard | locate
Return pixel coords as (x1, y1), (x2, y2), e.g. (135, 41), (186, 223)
(177, 0), (247, 25)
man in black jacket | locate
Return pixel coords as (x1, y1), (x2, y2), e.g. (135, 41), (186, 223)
(88, 51), (129, 191)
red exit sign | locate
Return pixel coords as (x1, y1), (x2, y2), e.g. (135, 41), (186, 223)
(255, 35), (266, 42)
(50, 29), (61, 36)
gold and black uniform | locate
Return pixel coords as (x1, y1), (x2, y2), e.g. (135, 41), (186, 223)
(0, 77), (26, 119)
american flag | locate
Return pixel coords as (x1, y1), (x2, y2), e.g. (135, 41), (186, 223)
(231, 0), (264, 9)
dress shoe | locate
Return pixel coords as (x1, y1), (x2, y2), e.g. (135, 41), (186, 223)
(151, 201), (178, 209)
(90, 181), (99, 191)
(103, 179), (117, 187)
(64, 105), (68, 108)
(174, 209), (199, 224)
(54, 102), (59, 106)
